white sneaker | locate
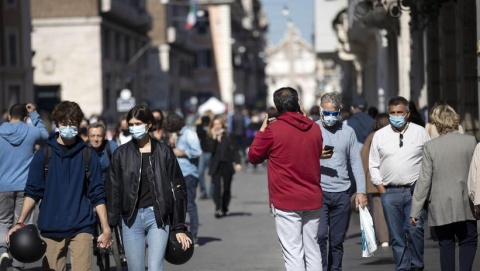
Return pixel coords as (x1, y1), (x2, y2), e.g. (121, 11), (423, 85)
(381, 242), (389, 247)
(0, 252), (10, 271)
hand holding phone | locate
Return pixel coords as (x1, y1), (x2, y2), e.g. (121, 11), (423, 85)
(321, 145), (334, 159)
(324, 145), (334, 151)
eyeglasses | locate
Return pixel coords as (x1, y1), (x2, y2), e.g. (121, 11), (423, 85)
(322, 110), (340, 117)
(399, 134), (403, 148)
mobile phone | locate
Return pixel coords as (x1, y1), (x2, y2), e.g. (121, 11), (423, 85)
(324, 145), (334, 151)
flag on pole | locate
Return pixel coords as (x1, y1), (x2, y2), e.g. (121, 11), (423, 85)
(185, 0), (197, 30)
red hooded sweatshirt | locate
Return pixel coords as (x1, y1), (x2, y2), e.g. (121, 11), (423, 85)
(248, 112), (323, 210)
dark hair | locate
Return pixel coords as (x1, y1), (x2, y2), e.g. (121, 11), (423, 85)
(51, 101), (84, 126)
(387, 96), (410, 112)
(9, 104), (28, 120)
(126, 105), (156, 132)
(273, 87), (300, 114)
(151, 109), (164, 130)
(373, 113), (390, 131)
(165, 112), (185, 133)
(266, 106), (279, 119)
(200, 115), (210, 125)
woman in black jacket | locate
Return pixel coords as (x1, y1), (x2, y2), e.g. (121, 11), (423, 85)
(208, 116), (242, 218)
(106, 105), (191, 271)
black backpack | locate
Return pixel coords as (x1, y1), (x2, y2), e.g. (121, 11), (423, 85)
(43, 144), (92, 186)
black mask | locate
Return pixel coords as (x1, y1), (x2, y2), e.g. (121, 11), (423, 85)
(79, 127), (87, 135)
(122, 129), (130, 136)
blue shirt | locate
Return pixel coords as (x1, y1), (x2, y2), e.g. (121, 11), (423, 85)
(316, 121), (366, 194)
(176, 126), (202, 178)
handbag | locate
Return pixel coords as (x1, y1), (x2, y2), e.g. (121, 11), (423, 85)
(359, 206), (377, 257)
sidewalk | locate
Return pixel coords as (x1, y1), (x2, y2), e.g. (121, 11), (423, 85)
(16, 163), (480, 270)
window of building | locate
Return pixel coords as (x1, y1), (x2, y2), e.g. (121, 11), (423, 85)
(125, 36), (130, 63)
(114, 32), (121, 61)
(195, 50), (212, 68)
(5, 0), (17, 8)
(8, 85), (20, 106)
(103, 29), (110, 60)
(6, 29), (19, 66)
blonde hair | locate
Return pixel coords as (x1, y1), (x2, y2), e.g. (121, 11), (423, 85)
(431, 104), (460, 135)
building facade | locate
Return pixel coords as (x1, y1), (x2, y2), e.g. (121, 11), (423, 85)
(265, 25), (317, 110)
(31, 0), (151, 125)
(0, 0), (33, 112)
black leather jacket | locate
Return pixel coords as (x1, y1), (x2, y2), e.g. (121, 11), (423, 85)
(106, 137), (187, 231)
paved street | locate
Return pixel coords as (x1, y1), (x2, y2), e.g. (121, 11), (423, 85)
(14, 163), (480, 270)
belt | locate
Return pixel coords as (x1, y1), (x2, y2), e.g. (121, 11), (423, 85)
(384, 184), (411, 189)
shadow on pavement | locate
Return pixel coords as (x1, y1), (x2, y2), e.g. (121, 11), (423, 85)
(197, 236), (221, 246)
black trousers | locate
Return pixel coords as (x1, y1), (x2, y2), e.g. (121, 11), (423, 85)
(212, 163), (233, 212)
(433, 220), (478, 271)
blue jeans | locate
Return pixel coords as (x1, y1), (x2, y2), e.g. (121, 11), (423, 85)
(185, 175), (199, 238)
(197, 152), (212, 197)
(318, 190), (351, 271)
(122, 206), (169, 271)
(381, 187), (424, 271)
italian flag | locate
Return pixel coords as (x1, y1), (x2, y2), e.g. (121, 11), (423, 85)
(185, 0), (197, 30)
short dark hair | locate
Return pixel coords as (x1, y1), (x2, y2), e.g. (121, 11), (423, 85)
(126, 105), (156, 132)
(387, 96), (410, 112)
(51, 101), (84, 126)
(273, 87), (300, 114)
(9, 104), (28, 120)
(165, 112), (185, 133)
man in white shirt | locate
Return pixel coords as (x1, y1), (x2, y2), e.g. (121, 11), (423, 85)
(369, 96), (430, 271)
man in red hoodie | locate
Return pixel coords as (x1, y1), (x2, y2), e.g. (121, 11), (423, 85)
(248, 87), (324, 271)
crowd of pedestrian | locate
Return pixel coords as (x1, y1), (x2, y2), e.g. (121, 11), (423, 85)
(1, 88), (480, 271)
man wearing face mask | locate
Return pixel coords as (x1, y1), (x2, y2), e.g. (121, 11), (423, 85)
(315, 91), (368, 271)
(6, 101), (112, 270)
(369, 96), (429, 271)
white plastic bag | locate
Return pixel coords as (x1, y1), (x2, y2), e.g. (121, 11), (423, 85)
(359, 206), (377, 257)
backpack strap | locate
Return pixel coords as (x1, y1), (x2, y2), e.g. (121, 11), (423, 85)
(43, 145), (52, 179)
(83, 146), (92, 187)
(43, 144), (92, 188)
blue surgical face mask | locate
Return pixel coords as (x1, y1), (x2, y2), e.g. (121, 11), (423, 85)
(389, 115), (406, 128)
(59, 126), (78, 140)
(129, 125), (148, 140)
(323, 115), (338, 127)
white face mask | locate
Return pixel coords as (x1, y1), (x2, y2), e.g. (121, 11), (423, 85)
(129, 125), (148, 140)
(59, 126), (78, 140)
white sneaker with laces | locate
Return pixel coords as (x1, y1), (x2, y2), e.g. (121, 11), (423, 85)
(381, 242), (389, 248)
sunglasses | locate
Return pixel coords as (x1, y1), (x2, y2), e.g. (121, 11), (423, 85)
(322, 110), (340, 117)
(399, 134), (403, 148)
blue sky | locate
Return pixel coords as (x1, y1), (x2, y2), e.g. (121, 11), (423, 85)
(261, 0), (314, 46)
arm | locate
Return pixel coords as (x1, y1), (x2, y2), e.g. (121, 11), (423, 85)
(106, 151), (121, 227)
(468, 143), (480, 217)
(6, 197), (36, 243)
(410, 146), (433, 225)
(95, 204), (113, 248)
(26, 104), (49, 142)
(247, 115), (273, 164)
(348, 131), (367, 207)
(368, 133), (385, 193)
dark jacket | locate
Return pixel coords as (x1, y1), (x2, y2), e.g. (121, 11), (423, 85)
(208, 133), (241, 176)
(25, 133), (105, 239)
(106, 137), (187, 232)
